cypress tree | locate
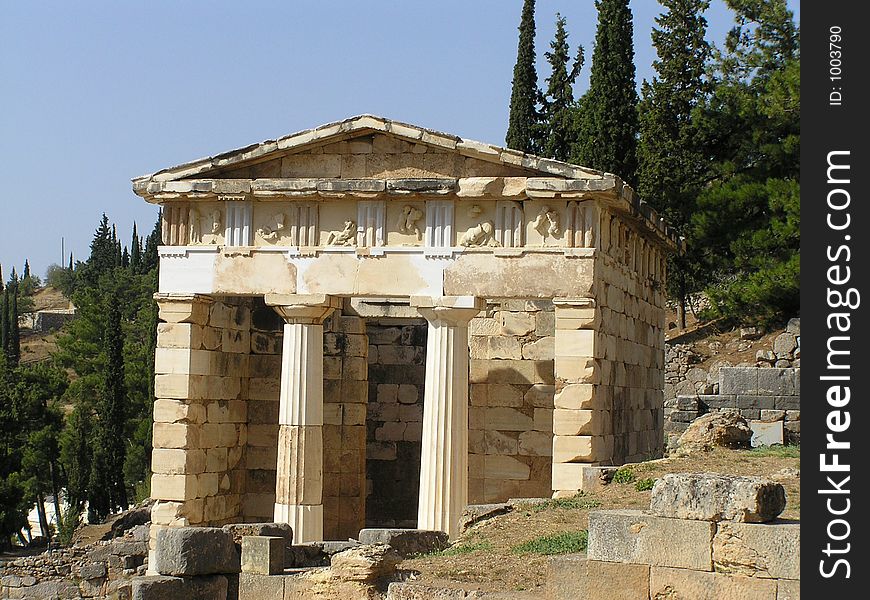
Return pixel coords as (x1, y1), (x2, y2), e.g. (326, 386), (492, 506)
(22, 261), (30, 281)
(88, 279), (129, 520)
(68, 253), (74, 272)
(637, 0), (711, 328)
(572, 0), (639, 183)
(142, 212), (161, 273)
(542, 14), (584, 161)
(122, 247), (130, 270)
(506, 0), (542, 154)
(130, 223), (142, 273)
(1, 289), (7, 356)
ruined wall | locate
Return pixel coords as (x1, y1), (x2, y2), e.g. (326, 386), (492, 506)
(468, 301), (555, 503)
(364, 319), (427, 528)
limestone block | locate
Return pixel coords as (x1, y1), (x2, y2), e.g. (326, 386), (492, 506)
(323, 403), (343, 425)
(533, 408), (553, 432)
(499, 312), (535, 335)
(357, 529), (449, 558)
(713, 521), (800, 579)
(522, 336), (555, 360)
(399, 404), (423, 422)
(649, 566), (777, 600)
(153, 399), (206, 425)
(150, 474), (200, 502)
(553, 409), (609, 436)
(155, 374), (205, 400)
(650, 473), (786, 523)
(157, 323), (203, 349)
(246, 446), (277, 471)
(247, 377), (280, 401)
(251, 331), (281, 355)
(554, 357), (598, 384)
(132, 575), (227, 600)
(397, 384), (419, 404)
(518, 430), (552, 456)
(484, 455), (530, 480)
(152, 448), (206, 476)
(241, 536), (285, 575)
(551, 462), (583, 491)
(154, 348), (215, 376)
(329, 543), (400, 582)
(554, 384), (602, 410)
(548, 556), (650, 600)
(486, 383), (524, 407)
(485, 430), (519, 455)
(197, 472), (219, 497)
(154, 527), (240, 576)
(588, 509), (714, 571)
(377, 383), (399, 403)
(376, 422), (406, 441)
(777, 579), (800, 600)
(238, 573), (285, 599)
(342, 357), (368, 381)
(487, 336), (523, 360)
(555, 329), (596, 358)
(247, 424), (279, 447)
(552, 435), (610, 462)
(152, 422), (201, 449)
(205, 448), (228, 473)
(484, 407), (534, 431)
(469, 317), (501, 336)
(524, 384), (555, 407)
(343, 403), (367, 426)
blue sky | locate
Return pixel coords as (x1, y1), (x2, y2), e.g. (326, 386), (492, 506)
(0, 0), (799, 279)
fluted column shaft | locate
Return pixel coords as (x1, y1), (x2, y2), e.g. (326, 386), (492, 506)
(413, 297), (483, 540)
(267, 294), (341, 543)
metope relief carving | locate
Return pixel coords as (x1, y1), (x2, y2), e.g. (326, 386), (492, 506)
(188, 208), (223, 244)
(256, 212), (286, 243)
(460, 207), (499, 248)
(533, 206), (562, 240)
(397, 205), (424, 240)
(327, 220), (357, 246)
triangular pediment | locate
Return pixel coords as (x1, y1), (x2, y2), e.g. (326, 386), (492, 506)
(133, 115), (605, 184)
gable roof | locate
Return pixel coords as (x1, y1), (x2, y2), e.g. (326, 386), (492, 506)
(132, 114), (608, 184)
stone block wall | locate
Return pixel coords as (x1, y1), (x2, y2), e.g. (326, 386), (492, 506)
(322, 313), (369, 541)
(468, 300), (555, 503)
(365, 319), (426, 528)
(548, 508), (800, 600)
(151, 296), (253, 563)
(665, 367), (801, 444)
(594, 245), (666, 466)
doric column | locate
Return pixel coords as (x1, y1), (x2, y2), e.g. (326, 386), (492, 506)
(411, 296), (484, 540)
(265, 294), (342, 543)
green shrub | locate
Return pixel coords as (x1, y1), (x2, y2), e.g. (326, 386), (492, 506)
(612, 467), (636, 484)
(512, 530), (588, 555)
(635, 478), (656, 491)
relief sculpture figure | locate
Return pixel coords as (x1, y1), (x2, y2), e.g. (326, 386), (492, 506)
(397, 205), (424, 240)
(327, 220), (356, 246)
(459, 220), (499, 247)
(533, 206), (561, 239)
(257, 212), (286, 242)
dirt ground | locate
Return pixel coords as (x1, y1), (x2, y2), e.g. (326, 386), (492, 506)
(400, 446), (800, 596)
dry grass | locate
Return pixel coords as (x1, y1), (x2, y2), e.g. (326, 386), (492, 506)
(399, 446), (799, 596)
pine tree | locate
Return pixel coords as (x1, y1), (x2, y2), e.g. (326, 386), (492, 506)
(85, 214), (116, 283)
(542, 14), (584, 161)
(571, 0), (639, 183)
(9, 286), (19, 367)
(1, 289), (8, 357)
(130, 223), (142, 273)
(637, 0), (711, 327)
(506, 0), (542, 154)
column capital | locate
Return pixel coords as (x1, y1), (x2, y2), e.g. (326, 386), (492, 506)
(265, 294), (342, 324)
(411, 296), (484, 327)
(154, 293), (214, 324)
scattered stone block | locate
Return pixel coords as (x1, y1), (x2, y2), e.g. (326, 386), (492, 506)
(357, 529), (449, 558)
(650, 473), (786, 523)
(329, 544), (400, 582)
(241, 536), (285, 575)
(132, 574), (228, 600)
(750, 421), (784, 447)
(385, 582), (483, 598)
(676, 411), (751, 453)
(713, 521), (800, 579)
(238, 573), (285, 599)
(154, 527), (240, 576)
(587, 509), (714, 571)
(458, 504), (512, 533)
(222, 522), (293, 551)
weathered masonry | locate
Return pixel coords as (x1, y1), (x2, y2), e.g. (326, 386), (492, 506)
(132, 115), (680, 562)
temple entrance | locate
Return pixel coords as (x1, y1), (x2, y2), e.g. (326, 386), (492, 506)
(364, 318), (428, 528)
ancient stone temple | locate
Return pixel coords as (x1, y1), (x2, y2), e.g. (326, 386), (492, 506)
(132, 115), (679, 565)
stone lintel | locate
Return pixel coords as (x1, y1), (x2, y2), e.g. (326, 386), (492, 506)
(411, 296), (485, 328)
(553, 297), (597, 309)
